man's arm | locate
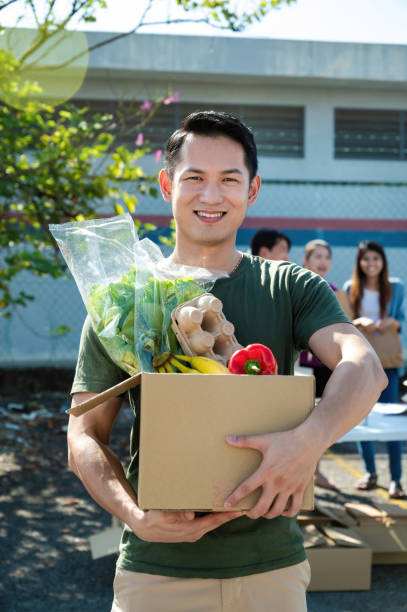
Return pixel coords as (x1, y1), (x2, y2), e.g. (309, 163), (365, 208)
(224, 323), (387, 519)
(68, 393), (243, 542)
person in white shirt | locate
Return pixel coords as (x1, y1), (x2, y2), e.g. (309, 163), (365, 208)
(344, 240), (405, 499)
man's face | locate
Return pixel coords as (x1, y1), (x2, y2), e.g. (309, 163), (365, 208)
(159, 134), (260, 250)
(260, 239), (290, 261)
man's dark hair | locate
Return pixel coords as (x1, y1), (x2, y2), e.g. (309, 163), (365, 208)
(165, 110), (258, 180)
(250, 229), (292, 256)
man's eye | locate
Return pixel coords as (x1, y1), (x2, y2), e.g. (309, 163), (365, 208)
(186, 176), (201, 181)
(223, 177), (238, 183)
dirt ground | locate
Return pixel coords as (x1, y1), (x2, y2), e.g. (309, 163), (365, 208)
(1, 370), (407, 612)
(0, 371), (132, 612)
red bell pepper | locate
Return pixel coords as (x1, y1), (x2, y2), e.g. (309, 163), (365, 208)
(228, 343), (278, 375)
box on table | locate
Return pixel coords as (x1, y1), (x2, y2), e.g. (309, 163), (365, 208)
(345, 502), (407, 564)
(69, 372), (315, 512)
(137, 373), (315, 512)
(302, 524), (372, 591)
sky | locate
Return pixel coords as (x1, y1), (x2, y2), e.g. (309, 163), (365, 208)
(2, 0), (407, 45)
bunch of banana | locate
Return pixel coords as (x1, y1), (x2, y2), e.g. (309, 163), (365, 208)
(153, 352), (228, 374)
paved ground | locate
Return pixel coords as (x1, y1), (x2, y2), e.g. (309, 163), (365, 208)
(1, 385), (407, 612)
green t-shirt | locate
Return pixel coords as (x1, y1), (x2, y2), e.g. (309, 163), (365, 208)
(72, 254), (349, 578)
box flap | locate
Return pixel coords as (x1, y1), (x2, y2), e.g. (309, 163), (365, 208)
(373, 502), (407, 521)
(302, 524), (328, 548)
(314, 500), (358, 527)
(345, 502), (386, 524)
(322, 526), (368, 548)
(297, 509), (331, 525)
(67, 372), (142, 417)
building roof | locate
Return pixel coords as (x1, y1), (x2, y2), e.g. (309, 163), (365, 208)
(84, 32), (407, 91)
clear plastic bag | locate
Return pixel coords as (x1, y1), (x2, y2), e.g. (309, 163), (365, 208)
(50, 214), (227, 374)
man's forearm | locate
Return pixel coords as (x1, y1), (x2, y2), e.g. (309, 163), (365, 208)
(68, 432), (141, 528)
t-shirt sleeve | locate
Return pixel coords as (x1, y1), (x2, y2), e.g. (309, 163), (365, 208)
(288, 265), (351, 351)
(71, 315), (127, 394)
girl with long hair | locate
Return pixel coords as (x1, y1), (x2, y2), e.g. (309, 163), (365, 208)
(344, 241), (405, 499)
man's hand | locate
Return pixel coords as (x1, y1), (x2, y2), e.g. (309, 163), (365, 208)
(130, 509), (244, 543)
(223, 430), (318, 520)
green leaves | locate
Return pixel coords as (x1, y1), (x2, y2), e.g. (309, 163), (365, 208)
(177, 0), (296, 31)
(0, 99), (163, 317)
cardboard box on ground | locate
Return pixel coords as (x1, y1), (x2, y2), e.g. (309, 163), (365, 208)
(299, 500), (372, 591)
(70, 372), (315, 512)
(298, 496), (407, 591)
(345, 501), (407, 564)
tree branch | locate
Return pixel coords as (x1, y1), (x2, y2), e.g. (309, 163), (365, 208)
(0, 0), (20, 11)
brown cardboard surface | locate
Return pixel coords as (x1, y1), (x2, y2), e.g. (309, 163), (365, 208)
(373, 502), (407, 521)
(304, 525), (372, 591)
(314, 500), (358, 528)
(344, 501), (407, 556)
(352, 524), (407, 553)
(137, 373), (315, 512)
(297, 510), (332, 526)
(67, 373), (142, 416)
(344, 502), (386, 523)
(335, 290), (353, 320)
(307, 547), (372, 591)
(372, 552), (407, 564)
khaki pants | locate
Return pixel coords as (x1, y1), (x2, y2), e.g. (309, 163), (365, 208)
(111, 560), (311, 612)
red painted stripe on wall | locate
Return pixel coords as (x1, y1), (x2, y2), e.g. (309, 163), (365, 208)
(136, 215), (407, 232)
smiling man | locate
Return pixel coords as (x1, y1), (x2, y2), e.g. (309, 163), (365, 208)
(68, 111), (387, 612)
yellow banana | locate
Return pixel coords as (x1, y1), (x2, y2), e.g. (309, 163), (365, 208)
(174, 354), (229, 374)
(158, 366), (166, 373)
(164, 361), (176, 373)
(152, 352), (171, 369)
(169, 356), (200, 374)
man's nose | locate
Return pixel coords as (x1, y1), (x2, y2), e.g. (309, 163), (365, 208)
(199, 181), (223, 204)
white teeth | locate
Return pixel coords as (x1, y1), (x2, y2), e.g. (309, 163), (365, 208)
(196, 211), (224, 218)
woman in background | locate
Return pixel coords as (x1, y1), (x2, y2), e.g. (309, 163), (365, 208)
(344, 240), (405, 499)
(300, 239), (338, 490)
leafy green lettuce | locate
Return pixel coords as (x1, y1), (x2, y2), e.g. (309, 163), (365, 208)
(86, 267), (205, 374)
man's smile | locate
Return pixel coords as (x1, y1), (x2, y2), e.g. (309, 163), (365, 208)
(194, 210), (227, 221)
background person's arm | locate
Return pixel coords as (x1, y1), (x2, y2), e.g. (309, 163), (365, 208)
(224, 323), (387, 519)
(68, 393), (243, 542)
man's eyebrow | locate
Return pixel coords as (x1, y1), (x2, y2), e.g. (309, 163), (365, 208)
(183, 167), (204, 174)
(182, 167), (243, 175)
(221, 168), (244, 176)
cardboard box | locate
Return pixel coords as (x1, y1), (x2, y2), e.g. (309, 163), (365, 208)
(137, 373), (315, 511)
(335, 290), (353, 320)
(303, 524), (372, 591)
(69, 372), (315, 512)
(345, 502), (407, 561)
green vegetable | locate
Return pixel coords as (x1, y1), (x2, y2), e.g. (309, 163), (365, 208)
(86, 267), (205, 374)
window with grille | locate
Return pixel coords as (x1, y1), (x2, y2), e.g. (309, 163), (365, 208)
(74, 99), (304, 158)
(335, 108), (407, 160)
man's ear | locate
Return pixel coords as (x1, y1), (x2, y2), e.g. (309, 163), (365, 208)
(258, 246), (271, 259)
(159, 168), (172, 202)
(247, 175), (261, 207)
